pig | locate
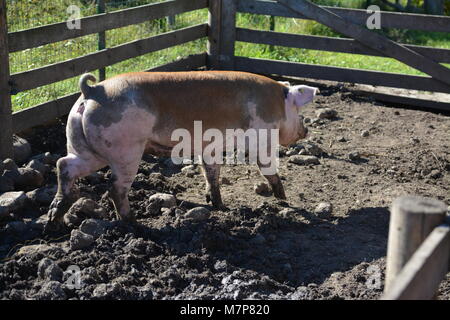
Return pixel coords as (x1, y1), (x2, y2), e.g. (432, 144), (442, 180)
(46, 71), (318, 230)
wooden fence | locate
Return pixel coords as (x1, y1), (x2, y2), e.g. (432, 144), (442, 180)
(1, 0), (450, 150)
(0, 0), (449, 299)
(382, 196), (449, 300)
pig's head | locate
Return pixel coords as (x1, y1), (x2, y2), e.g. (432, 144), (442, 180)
(279, 84), (319, 146)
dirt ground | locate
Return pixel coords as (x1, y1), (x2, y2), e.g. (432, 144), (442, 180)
(1, 82), (449, 300)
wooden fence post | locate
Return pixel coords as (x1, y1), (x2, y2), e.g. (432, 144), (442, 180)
(384, 196), (448, 293)
(97, 0), (106, 81)
(207, 0), (236, 70)
(0, 0), (13, 160)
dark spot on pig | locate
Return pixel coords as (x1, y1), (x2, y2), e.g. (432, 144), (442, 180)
(105, 140), (112, 148)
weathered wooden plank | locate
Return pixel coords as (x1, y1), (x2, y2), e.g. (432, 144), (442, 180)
(234, 57), (450, 94)
(277, 0), (450, 89)
(353, 89), (450, 113)
(207, 0), (222, 69)
(237, 0), (450, 33)
(220, 0), (237, 70)
(12, 53), (207, 133)
(384, 196), (448, 294)
(382, 224), (450, 300)
(8, 0), (208, 53)
(10, 24), (208, 93)
(236, 28), (450, 64)
(0, 0), (13, 159)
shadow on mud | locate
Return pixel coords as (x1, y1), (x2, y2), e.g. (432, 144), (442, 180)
(134, 204), (390, 288)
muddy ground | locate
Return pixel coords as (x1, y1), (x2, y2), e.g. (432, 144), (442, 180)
(1, 83), (449, 300)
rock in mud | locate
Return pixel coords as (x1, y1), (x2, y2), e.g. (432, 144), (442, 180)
(314, 202), (333, 216)
(361, 130), (370, 137)
(149, 193), (176, 208)
(316, 108), (337, 119)
(70, 229), (94, 250)
(26, 159), (47, 176)
(0, 191), (27, 215)
(288, 155), (320, 166)
(37, 258), (63, 282)
(184, 207), (210, 222)
(13, 135), (31, 165)
(63, 198), (107, 228)
(254, 182), (270, 195)
(79, 219), (112, 239)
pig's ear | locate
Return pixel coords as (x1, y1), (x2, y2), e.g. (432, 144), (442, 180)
(290, 85), (319, 108)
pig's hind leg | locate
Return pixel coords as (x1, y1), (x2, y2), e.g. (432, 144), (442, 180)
(47, 152), (106, 230)
(108, 145), (145, 223)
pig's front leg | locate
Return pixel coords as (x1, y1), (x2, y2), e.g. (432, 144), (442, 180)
(201, 163), (226, 210)
(46, 153), (106, 231)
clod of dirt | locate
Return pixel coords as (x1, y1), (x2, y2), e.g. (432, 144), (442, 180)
(361, 130), (370, 137)
(63, 198), (108, 228)
(184, 207), (210, 222)
(37, 258), (63, 281)
(79, 219), (113, 239)
(70, 229), (94, 250)
(288, 155), (320, 166)
(13, 135), (32, 165)
(314, 202), (333, 217)
(254, 182), (270, 195)
(26, 185), (57, 206)
(221, 177), (231, 185)
(36, 281), (66, 300)
(15, 167), (44, 190)
(0, 176), (14, 193)
(16, 243), (64, 256)
(316, 108), (338, 119)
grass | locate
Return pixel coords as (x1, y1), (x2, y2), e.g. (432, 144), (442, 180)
(6, 0), (450, 111)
